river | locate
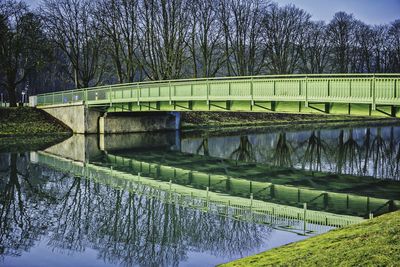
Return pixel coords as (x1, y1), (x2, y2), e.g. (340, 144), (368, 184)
(1, 124), (399, 267)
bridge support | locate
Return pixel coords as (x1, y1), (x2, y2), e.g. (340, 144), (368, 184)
(39, 102), (181, 134)
(99, 111), (180, 134)
(38, 102), (101, 134)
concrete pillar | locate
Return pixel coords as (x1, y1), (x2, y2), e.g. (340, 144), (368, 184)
(39, 103), (101, 134)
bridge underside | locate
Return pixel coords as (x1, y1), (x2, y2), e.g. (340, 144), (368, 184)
(102, 100), (399, 117)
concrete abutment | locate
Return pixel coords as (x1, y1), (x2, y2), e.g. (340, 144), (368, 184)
(38, 102), (180, 134)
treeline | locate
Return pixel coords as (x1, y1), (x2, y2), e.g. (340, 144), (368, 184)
(0, 0), (400, 106)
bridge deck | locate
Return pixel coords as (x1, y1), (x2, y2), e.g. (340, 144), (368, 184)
(35, 74), (400, 116)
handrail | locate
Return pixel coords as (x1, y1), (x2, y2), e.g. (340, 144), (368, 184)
(36, 73), (400, 97)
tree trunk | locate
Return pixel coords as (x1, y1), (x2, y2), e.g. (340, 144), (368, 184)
(7, 85), (17, 107)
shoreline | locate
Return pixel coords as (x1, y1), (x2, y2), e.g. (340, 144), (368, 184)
(2, 107), (400, 150)
(221, 210), (400, 267)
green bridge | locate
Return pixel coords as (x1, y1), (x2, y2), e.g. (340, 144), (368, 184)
(31, 73), (400, 133)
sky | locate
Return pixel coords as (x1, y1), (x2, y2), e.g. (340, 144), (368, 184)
(24, 0), (400, 25)
(276, 0), (400, 25)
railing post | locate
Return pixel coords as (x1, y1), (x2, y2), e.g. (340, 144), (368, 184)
(206, 79), (210, 108)
(84, 89), (88, 103)
(137, 83), (140, 106)
(305, 75), (309, 107)
(250, 77), (254, 106)
(372, 74), (376, 110)
(109, 86), (112, 107)
(169, 81), (172, 105)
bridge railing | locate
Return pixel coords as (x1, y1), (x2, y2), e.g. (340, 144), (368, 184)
(36, 73), (400, 108)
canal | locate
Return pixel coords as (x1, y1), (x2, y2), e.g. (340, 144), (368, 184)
(1, 124), (400, 267)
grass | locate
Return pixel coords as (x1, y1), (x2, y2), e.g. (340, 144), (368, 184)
(180, 111), (399, 130)
(0, 107), (71, 152)
(0, 107), (70, 136)
(221, 210), (400, 267)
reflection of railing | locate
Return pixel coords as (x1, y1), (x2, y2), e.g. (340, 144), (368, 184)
(105, 154), (399, 218)
(35, 74), (400, 111)
(36, 151), (365, 233)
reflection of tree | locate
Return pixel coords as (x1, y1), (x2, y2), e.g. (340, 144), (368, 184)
(273, 132), (292, 167)
(336, 130), (361, 175)
(300, 131), (329, 171)
(395, 142), (400, 180)
(387, 127), (400, 179)
(361, 128), (372, 176)
(196, 138), (209, 156)
(230, 136), (255, 163)
(0, 154), (272, 266)
(0, 154), (47, 259)
(370, 128), (388, 178)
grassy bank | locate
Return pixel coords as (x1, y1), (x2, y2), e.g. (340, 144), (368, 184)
(0, 107), (71, 152)
(182, 111), (399, 128)
(181, 111), (399, 130)
(222, 211), (400, 267)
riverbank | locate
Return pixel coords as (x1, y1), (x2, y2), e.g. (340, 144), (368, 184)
(0, 107), (71, 151)
(181, 111), (399, 129)
(222, 210), (400, 267)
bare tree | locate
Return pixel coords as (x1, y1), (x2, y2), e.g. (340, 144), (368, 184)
(187, 0), (225, 78)
(135, 0), (190, 80)
(94, 0), (139, 83)
(264, 4), (311, 74)
(41, 0), (106, 88)
(388, 20), (400, 72)
(218, 0), (268, 76)
(352, 21), (374, 72)
(327, 12), (357, 73)
(0, 0), (47, 106)
(299, 21), (330, 73)
(370, 25), (391, 72)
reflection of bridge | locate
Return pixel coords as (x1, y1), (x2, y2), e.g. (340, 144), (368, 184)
(35, 151), (363, 233)
(30, 74), (400, 133)
(102, 152), (398, 217)
(42, 133), (399, 218)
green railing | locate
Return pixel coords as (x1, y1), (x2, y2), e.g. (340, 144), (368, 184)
(36, 74), (400, 109)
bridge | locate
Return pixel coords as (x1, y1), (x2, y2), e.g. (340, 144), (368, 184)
(30, 73), (400, 133)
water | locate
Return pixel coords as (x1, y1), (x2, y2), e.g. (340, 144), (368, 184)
(1, 124), (400, 267)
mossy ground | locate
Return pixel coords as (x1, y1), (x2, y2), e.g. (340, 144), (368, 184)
(0, 107), (71, 152)
(0, 107), (70, 136)
(180, 111), (399, 130)
(221, 210), (400, 267)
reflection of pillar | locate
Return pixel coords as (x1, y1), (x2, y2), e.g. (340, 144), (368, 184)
(30, 152), (39, 164)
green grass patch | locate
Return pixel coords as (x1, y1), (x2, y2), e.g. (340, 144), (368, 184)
(0, 107), (71, 136)
(0, 107), (71, 151)
(221, 210), (400, 267)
